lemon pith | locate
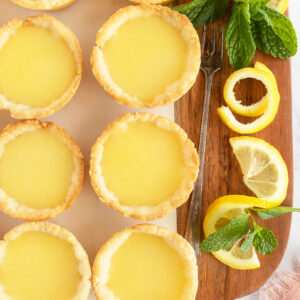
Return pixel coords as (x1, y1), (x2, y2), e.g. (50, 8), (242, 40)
(230, 137), (288, 206)
(267, 0), (290, 13)
(218, 66), (280, 134)
(203, 195), (270, 270)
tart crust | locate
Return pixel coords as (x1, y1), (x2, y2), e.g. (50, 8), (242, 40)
(92, 224), (198, 300)
(10, 0), (76, 10)
(129, 0), (172, 3)
(90, 112), (199, 221)
(91, 4), (200, 108)
(0, 119), (84, 221)
(0, 222), (91, 300)
(0, 15), (83, 119)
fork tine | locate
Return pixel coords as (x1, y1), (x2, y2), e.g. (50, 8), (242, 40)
(208, 25), (216, 56)
(219, 27), (224, 62)
(201, 25), (207, 54)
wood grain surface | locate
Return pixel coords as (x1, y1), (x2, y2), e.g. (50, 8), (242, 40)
(174, 6), (294, 300)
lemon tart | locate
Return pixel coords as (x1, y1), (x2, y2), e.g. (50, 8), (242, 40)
(91, 5), (200, 108)
(0, 120), (84, 221)
(0, 222), (91, 300)
(90, 113), (199, 220)
(92, 224), (198, 300)
(10, 0), (76, 10)
(0, 15), (82, 119)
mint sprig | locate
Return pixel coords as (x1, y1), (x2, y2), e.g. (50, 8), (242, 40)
(250, 206), (300, 219)
(172, 0), (297, 69)
(201, 206), (299, 255)
(200, 213), (250, 252)
(172, 0), (230, 29)
(225, 1), (256, 69)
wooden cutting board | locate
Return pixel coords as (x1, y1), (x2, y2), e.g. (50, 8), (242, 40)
(174, 6), (294, 300)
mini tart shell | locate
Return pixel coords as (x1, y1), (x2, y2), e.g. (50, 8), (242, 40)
(10, 0), (76, 10)
(0, 119), (84, 221)
(0, 15), (83, 119)
(92, 224), (198, 300)
(90, 112), (199, 221)
(0, 222), (91, 300)
(91, 4), (200, 108)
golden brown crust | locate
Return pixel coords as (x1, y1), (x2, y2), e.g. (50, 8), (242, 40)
(0, 222), (91, 300)
(10, 0), (76, 11)
(91, 4), (200, 108)
(129, 0), (172, 3)
(92, 224), (198, 300)
(90, 112), (199, 221)
(0, 119), (84, 221)
(0, 15), (83, 119)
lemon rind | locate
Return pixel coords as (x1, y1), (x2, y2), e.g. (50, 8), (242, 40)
(92, 224), (198, 300)
(0, 15), (83, 119)
(0, 222), (91, 300)
(90, 112), (199, 221)
(218, 68), (280, 134)
(10, 0), (76, 11)
(0, 119), (84, 221)
(91, 4), (200, 108)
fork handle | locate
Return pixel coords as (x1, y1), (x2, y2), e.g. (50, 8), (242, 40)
(185, 71), (215, 259)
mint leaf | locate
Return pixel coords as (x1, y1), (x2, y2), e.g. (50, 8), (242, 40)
(240, 229), (257, 252)
(251, 206), (300, 219)
(251, 6), (297, 58)
(200, 214), (250, 252)
(249, 0), (270, 17)
(172, 0), (230, 29)
(252, 225), (277, 255)
(225, 1), (256, 69)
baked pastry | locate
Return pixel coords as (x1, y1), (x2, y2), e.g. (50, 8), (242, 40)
(91, 4), (200, 108)
(0, 222), (91, 300)
(92, 224), (198, 300)
(90, 112), (199, 220)
(10, 0), (76, 10)
(0, 119), (84, 221)
(129, 0), (172, 3)
(0, 15), (82, 119)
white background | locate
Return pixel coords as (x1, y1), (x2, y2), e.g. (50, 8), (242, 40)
(0, 1), (299, 300)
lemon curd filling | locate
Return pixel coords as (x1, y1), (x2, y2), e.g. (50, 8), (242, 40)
(101, 121), (187, 206)
(0, 129), (74, 209)
(0, 25), (77, 108)
(107, 233), (187, 300)
(103, 16), (188, 103)
(0, 231), (81, 300)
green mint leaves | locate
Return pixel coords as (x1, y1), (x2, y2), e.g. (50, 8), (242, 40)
(250, 206), (300, 219)
(172, 0), (230, 29)
(173, 0), (297, 69)
(225, 1), (256, 69)
(200, 214), (250, 252)
(201, 206), (299, 255)
(251, 6), (297, 58)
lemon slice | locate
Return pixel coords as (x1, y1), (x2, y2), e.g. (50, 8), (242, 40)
(223, 62), (279, 117)
(267, 0), (289, 13)
(203, 195), (269, 269)
(217, 67), (280, 134)
(230, 137), (288, 206)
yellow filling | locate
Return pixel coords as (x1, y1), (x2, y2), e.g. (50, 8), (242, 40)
(103, 16), (188, 103)
(0, 25), (77, 108)
(107, 233), (187, 300)
(0, 231), (81, 300)
(101, 121), (187, 206)
(0, 128), (75, 209)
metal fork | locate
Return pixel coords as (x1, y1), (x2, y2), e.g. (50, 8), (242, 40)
(185, 25), (224, 259)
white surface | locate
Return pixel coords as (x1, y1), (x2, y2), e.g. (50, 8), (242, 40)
(0, 1), (299, 300)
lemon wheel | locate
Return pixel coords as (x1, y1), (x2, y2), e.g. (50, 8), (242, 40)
(267, 0), (290, 14)
(203, 195), (270, 269)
